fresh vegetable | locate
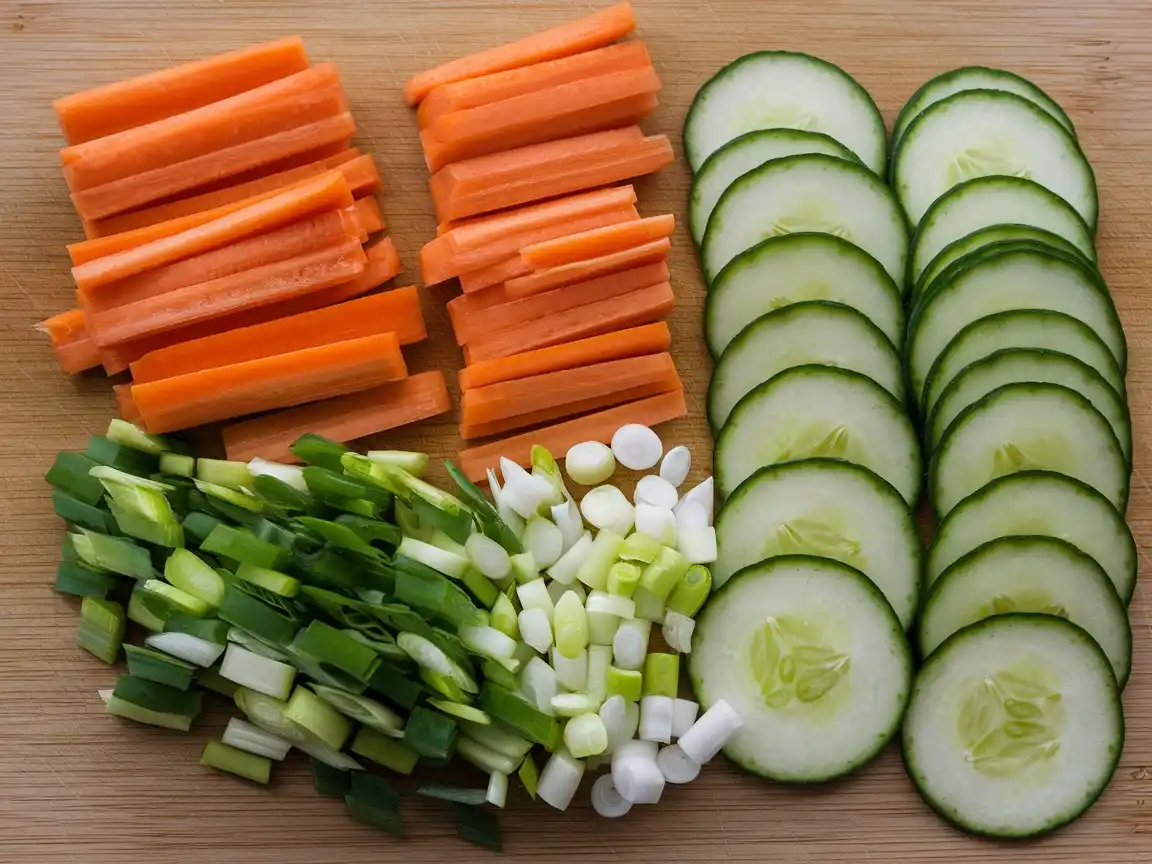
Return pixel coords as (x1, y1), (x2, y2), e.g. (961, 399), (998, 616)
(504, 238), (670, 298)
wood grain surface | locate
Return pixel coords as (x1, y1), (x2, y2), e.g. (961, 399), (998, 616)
(2, 1), (1150, 861)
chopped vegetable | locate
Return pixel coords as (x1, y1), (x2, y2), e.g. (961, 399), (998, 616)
(611, 739), (664, 804)
(351, 726), (420, 774)
(311, 757), (352, 798)
(144, 632), (226, 667)
(662, 610), (696, 653)
(607, 666), (643, 702)
(591, 773), (632, 818)
(676, 699), (743, 765)
(124, 644), (196, 690)
(403, 706), (458, 761)
(220, 644), (296, 699)
(537, 750), (585, 811)
(284, 685), (352, 750)
(671, 698), (699, 740)
(77, 597), (126, 664)
(221, 717), (293, 761)
(656, 744), (699, 784)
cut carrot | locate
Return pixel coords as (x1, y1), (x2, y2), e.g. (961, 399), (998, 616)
(459, 256), (533, 294)
(417, 41), (651, 129)
(36, 308), (87, 345)
(464, 280), (674, 363)
(88, 239), (367, 348)
(53, 37), (310, 146)
(114, 384), (143, 424)
(132, 332), (407, 434)
(71, 112), (358, 221)
(459, 353), (680, 439)
(85, 151), (373, 237)
(223, 371), (450, 463)
(35, 309), (102, 373)
(403, 3), (637, 106)
(130, 286), (425, 384)
(522, 214), (674, 269)
(72, 171), (354, 292)
(459, 322), (670, 391)
(451, 260), (669, 345)
(457, 389), (686, 482)
(506, 237), (670, 297)
(54, 337), (103, 374)
(353, 197), (386, 235)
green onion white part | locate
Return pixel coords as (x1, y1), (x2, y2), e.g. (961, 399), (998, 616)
(580, 485), (635, 536)
(564, 441), (616, 486)
(671, 699), (699, 739)
(640, 696), (675, 744)
(675, 477), (714, 523)
(613, 618), (651, 670)
(564, 713), (609, 757)
(537, 750), (585, 811)
(524, 516), (564, 567)
(551, 499), (584, 552)
(611, 739), (665, 804)
(659, 447), (691, 487)
(145, 632), (225, 667)
(634, 475), (678, 509)
(611, 424), (663, 470)
(466, 533), (512, 580)
(590, 774), (632, 818)
(221, 717), (293, 761)
(547, 531), (593, 584)
(499, 458), (557, 518)
(675, 699), (743, 765)
(662, 612), (695, 653)
(634, 503), (676, 545)
(521, 657), (559, 715)
(486, 771), (508, 809)
(220, 644), (296, 700)
(552, 647), (588, 690)
(247, 458), (308, 492)
(657, 744), (701, 783)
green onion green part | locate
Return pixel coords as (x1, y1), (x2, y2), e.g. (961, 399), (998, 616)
(124, 644), (197, 690)
(78, 596), (126, 664)
(200, 739), (271, 784)
(351, 726), (420, 774)
(667, 564), (712, 617)
(403, 706), (459, 761)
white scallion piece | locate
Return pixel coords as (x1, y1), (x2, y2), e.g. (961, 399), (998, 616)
(551, 498), (585, 554)
(674, 500), (710, 536)
(247, 458), (308, 492)
(662, 611), (696, 654)
(631, 585), (666, 623)
(366, 450), (428, 476)
(524, 516), (564, 568)
(678, 524), (718, 564)
(520, 657), (559, 716)
(613, 618), (651, 671)
(639, 695), (674, 744)
(500, 458), (556, 519)
(516, 578), (555, 618)
(518, 608), (553, 653)
(145, 632), (225, 667)
(611, 424), (663, 471)
(486, 771), (509, 808)
(613, 750), (665, 804)
(586, 644), (612, 702)
(551, 647), (588, 691)
(98, 688), (113, 704)
(552, 591), (588, 658)
(659, 446), (691, 488)
(564, 713), (609, 758)
(671, 699), (700, 739)
(397, 536), (470, 579)
(580, 485), (635, 537)
(488, 468), (526, 538)
(634, 475), (679, 509)
(547, 531), (593, 585)
(587, 611), (621, 646)
(220, 644), (296, 699)
(552, 692), (602, 718)
(564, 441), (616, 486)
(295, 738), (363, 771)
(590, 774), (632, 818)
(222, 717), (293, 761)
(466, 533), (512, 581)
(586, 590), (636, 620)
(546, 579), (586, 606)
(675, 477), (714, 524)
(611, 738), (657, 772)
(538, 750), (586, 811)
(677, 699), (744, 764)
(599, 695), (630, 753)
(634, 503), (677, 545)
(460, 625), (519, 670)
(657, 744), (701, 784)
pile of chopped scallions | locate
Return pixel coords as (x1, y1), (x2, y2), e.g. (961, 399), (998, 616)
(47, 418), (742, 846)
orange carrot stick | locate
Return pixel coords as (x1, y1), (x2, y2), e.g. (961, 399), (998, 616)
(457, 389), (686, 482)
(459, 322), (670, 391)
(464, 280), (674, 363)
(522, 214), (674, 269)
(451, 260), (669, 345)
(506, 237), (670, 297)
(71, 112), (358, 222)
(36, 308), (87, 345)
(130, 287), (425, 384)
(133, 332), (407, 434)
(223, 371), (450, 463)
(114, 384), (143, 423)
(36, 310), (102, 374)
(72, 171), (354, 292)
(353, 197), (386, 235)
(459, 256), (533, 294)
(53, 37), (310, 146)
(403, 3), (637, 106)
(417, 41), (651, 129)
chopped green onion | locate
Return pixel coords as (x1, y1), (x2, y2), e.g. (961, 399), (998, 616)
(284, 685), (352, 749)
(429, 700), (492, 728)
(124, 644), (196, 690)
(481, 658), (519, 691)
(303, 464), (374, 499)
(547, 531), (593, 584)
(127, 587), (168, 632)
(292, 620), (380, 683)
(393, 560), (483, 630)
(403, 706), (458, 760)
(553, 591), (589, 658)
(479, 682), (560, 747)
(349, 770), (401, 815)
(351, 726), (420, 774)
(194, 479), (262, 513)
(228, 627), (294, 662)
(460, 625), (518, 672)
(222, 717), (292, 760)
(518, 607), (552, 653)
(523, 516), (564, 569)
(430, 530), (469, 561)
(552, 693), (602, 717)
(342, 629), (409, 664)
(46, 452), (106, 505)
(552, 646), (588, 691)
(235, 562), (300, 597)
(576, 528), (624, 591)
(418, 783), (487, 805)
(394, 499), (431, 542)
(198, 666), (241, 698)
(389, 465), (473, 544)
(105, 694), (193, 731)
(106, 419), (170, 455)
(248, 457), (308, 491)
(490, 594), (519, 639)
(291, 434), (350, 472)
(364, 449), (427, 476)
(518, 752), (539, 799)
(397, 632), (477, 693)
(141, 579), (209, 617)
(55, 561), (120, 598)
(296, 516), (378, 559)
(587, 610), (621, 646)
(334, 514), (401, 548)
(164, 549), (225, 608)
(345, 796), (406, 837)
(196, 458), (253, 489)
(311, 684), (404, 736)
(487, 771), (508, 809)
(311, 758), (352, 797)
(510, 551), (539, 584)
(106, 498), (183, 548)
(113, 673), (202, 716)
(619, 531), (662, 565)
(367, 664), (425, 710)
(516, 578), (554, 618)
(164, 613), (231, 644)
(458, 718), (533, 760)
(643, 652), (680, 698)
(202, 524), (286, 569)
(159, 453), (195, 477)
(461, 567), (499, 610)
(144, 632), (226, 667)
(397, 536), (469, 579)
(667, 564), (712, 617)
(587, 644), (612, 702)
(662, 610), (696, 654)
(181, 511), (222, 545)
(454, 803), (502, 851)
(218, 586), (298, 646)
(587, 589), (636, 620)
(200, 739), (271, 784)
(298, 738), (364, 771)
(220, 644), (296, 700)
(632, 585), (667, 622)
(607, 560), (641, 597)
(251, 474), (313, 511)
(640, 545), (690, 601)
(78, 597), (126, 663)
(52, 489), (114, 533)
(537, 750), (585, 810)
(564, 712), (609, 757)
(234, 687), (306, 744)
(465, 532), (513, 581)
(607, 666), (643, 702)
(86, 435), (159, 476)
(71, 530), (152, 579)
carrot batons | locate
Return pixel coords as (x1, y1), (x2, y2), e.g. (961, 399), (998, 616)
(223, 371), (450, 463)
(403, 3), (637, 106)
(114, 384), (143, 424)
(53, 36), (310, 146)
(353, 197), (386, 235)
(459, 256), (533, 294)
(505, 237), (670, 297)
(457, 389), (686, 482)
(521, 213), (674, 269)
(133, 332), (407, 434)
(36, 309), (102, 374)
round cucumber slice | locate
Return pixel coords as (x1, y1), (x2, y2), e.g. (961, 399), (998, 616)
(922, 309), (1124, 419)
(714, 458), (922, 629)
(928, 382), (1129, 518)
(893, 90), (1097, 228)
(928, 471), (1137, 604)
(906, 247), (1125, 403)
(716, 366), (920, 505)
(689, 129), (861, 246)
(919, 536), (1131, 686)
(705, 234), (903, 356)
(910, 176), (1096, 285)
(892, 66), (1076, 151)
(903, 614), (1123, 838)
(701, 154), (908, 286)
(690, 555), (911, 782)
(683, 51), (886, 174)
(927, 348), (1130, 461)
(708, 302), (904, 433)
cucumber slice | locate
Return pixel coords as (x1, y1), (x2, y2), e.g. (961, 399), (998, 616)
(907, 247), (1125, 402)
(929, 382), (1129, 517)
(927, 349), (1130, 461)
(705, 233), (903, 357)
(701, 154), (908, 285)
(716, 366), (920, 506)
(903, 615), (1123, 838)
(714, 459), (921, 628)
(910, 176), (1096, 286)
(689, 129), (861, 245)
(892, 67), (1076, 151)
(709, 302), (903, 433)
(690, 556), (911, 782)
(893, 90), (1096, 228)
(683, 51), (886, 174)
(927, 471), (1137, 604)
(919, 537), (1131, 686)
(923, 310), (1124, 420)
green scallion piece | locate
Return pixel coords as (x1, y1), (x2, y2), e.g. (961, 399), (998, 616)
(386, 466), (473, 544)
(351, 727), (419, 775)
(458, 718), (533, 760)
(291, 621), (380, 683)
(343, 629), (409, 664)
(403, 706), (458, 761)
(71, 530), (153, 579)
(55, 561), (120, 598)
(251, 474), (314, 511)
(640, 546), (691, 601)
(418, 784), (487, 806)
(576, 528), (624, 591)
(164, 549), (226, 608)
(667, 564), (712, 617)
(127, 587), (168, 632)
(455, 735), (519, 775)
(518, 752), (539, 800)
(367, 664), (425, 710)
(198, 666), (241, 698)
(196, 458), (253, 489)
(297, 516), (379, 558)
(643, 652), (680, 698)
(78, 597), (126, 663)
(367, 450), (429, 476)
(455, 803), (502, 851)
(444, 460), (522, 555)
(163, 613), (231, 644)
(324, 496), (381, 518)
(607, 560), (642, 598)
(394, 559), (482, 630)
(283, 685), (353, 749)
(52, 489), (115, 533)
(218, 585), (298, 646)
(367, 601), (435, 641)
(86, 435), (159, 476)
(124, 644), (196, 690)
(201, 739), (271, 784)
(329, 517), (399, 552)
(310, 684), (403, 736)
(106, 498), (184, 548)
(302, 465), (388, 505)
(461, 567), (499, 610)
(194, 479), (263, 513)
(478, 683), (559, 747)
(105, 694), (193, 731)
(202, 524), (287, 570)
(113, 673), (202, 717)
(192, 490), (262, 529)
(159, 453), (195, 477)
(141, 579), (210, 617)
(106, 418), (170, 455)
(181, 511), (222, 545)
(46, 451), (106, 505)
(311, 757), (351, 798)
(346, 796), (405, 837)
(235, 562), (299, 597)
(290, 434), (350, 472)
(297, 586), (396, 643)
(480, 659), (519, 692)
(607, 666), (643, 702)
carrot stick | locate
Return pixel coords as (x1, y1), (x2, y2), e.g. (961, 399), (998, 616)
(223, 139), (356, 184)
(403, 3), (637, 106)
(36, 308), (87, 345)
(417, 41), (651, 129)
(457, 389), (686, 482)
(465, 280), (674, 363)
(35, 309), (100, 373)
(223, 371), (450, 463)
(506, 237), (670, 297)
(114, 384), (143, 424)
(451, 260), (669, 345)
(459, 256), (533, 294)
(460, 353), (680, 439)
(71, 112), (358, 221)
(353, 197), (386, 235)
(522, 214), (674, 269)
(459, 322), (670, 390)
(133, 332), (407, 434)
(130, 286), (425, 383)
(72, 171), (354, 292)
(53, 37), (310, 146)
(54, 338), (103, 374)
(85, 151), (372, 237)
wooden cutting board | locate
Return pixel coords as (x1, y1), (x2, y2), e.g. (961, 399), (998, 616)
(1, 1), (1149, 861)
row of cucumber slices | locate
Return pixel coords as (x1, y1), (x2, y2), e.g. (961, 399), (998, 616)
(681, 52), (1134, 839)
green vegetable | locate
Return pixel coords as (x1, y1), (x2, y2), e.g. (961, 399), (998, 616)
(290, 434), (350, 472)
(106, 419), (170, 455)
(292, 621), (380, 683)
(640, 546), (691, 601)
(607, 561), (641, 598)
(198, 666), (241, 698)
(403, 706), (458, 761)
(105, 694), (193, 731)
(78, 596), (126, 663)
(298, 586), (397, 642)
(368, 450), (429, 476)
(517, 752), (539, 800)
(127, 588), (167, 632)
(196, 459), (253, 489)
(445, 461), (522, 554)
(164, 549), (226, 608)
(457, 718), (533, 760)
(107, 498), (184, 547)
(310, 758), (352, 798)
(479, 683), (559, 747)
(181, 511), (222, 545)
(418, 784), (487, 805)
(643, 652), (680, 698)
(619, 531), (662, 565)
(368, 664), (425, 710)
(283, 686), (352, 749)
(159, 453), (195, 477)
(140, 579), (209, 617)
(350, 769), (400, 812)
(201, 524), (284, 569)
(553, 591), (589, 658)
(163, 613), (231, 644)
(490, 594), (519, 639)
(346, 796), (405, 837)
(311, 684), (403, 735)
(576, 529), (624, 591)
(51, 489), (114, 533)
(70, 530), (153, 579)
(218, 586), (298, 646)
(667, 564), (712, 617)
(113, 674), (202, 716)
(461, 568), (499, 609)
(85, 435), (158, 476)
(124, 644), (196, 690)
(194, 479), (262, 513)
(455, 803), (502, 850)
(251, 474), (313, 511)
(45, 452), (106, 505)
(54, 561), (120, 598)
(511, 552), (539, 584)
(394, 559), (482, 630)
(235, 562), (300, 597)
(200, 740), (271, 784)
(607, 666), (643, 702)
(352, 727), (420, 774)
(334, 514), (401, 548)
(456, 736), (519, 775)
